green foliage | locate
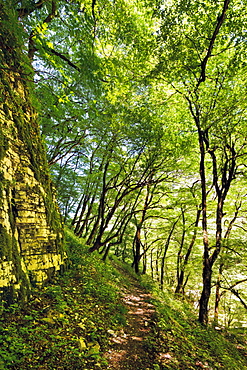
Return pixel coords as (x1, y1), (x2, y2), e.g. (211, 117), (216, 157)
(65, 228), (122, 306)
(0, 230), (127, 369)
(3, 0), (247, 334)
(152, 288), (247, 369)
(0, 231), (246, 369)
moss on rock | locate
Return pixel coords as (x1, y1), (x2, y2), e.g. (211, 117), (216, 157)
(0, 224), (12, 260)
(0, 4), (65, 302)
(0, 129), (9, 161)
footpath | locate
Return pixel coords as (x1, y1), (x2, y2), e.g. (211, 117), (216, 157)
(104, 266), (159, 369)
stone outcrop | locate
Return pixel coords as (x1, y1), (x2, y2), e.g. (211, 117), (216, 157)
(0, 4), (66, 303)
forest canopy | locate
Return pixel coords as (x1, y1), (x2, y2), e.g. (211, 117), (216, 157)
(7, 0), (247, 325)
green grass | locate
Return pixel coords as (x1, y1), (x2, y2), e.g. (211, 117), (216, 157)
(0, 229), (127, 369)
(147, 285), (247, 370)
(0, 229), (246, 369)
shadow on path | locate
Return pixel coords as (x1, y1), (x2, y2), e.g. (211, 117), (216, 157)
(104, 266), (158, 369)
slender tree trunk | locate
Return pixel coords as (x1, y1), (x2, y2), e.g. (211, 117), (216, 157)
(213, 204), (242, 324)
(150, 249), (154, 279)
(133, 226), (142, 273)
(184, 0), (231, 324)
(72, 194), (88, 232)
(156, 249), (160, 283)
(198, 128), (210, 324)
(78, 195), (96, 237)
(175, 208), (201, 294)
(102, 243), (112, 261)
(142, 248), (147, 274)
(132, 181), (153, 274)
(87, 161), (109, 246)
(160, 219), (178, 290)
(214, 262), (224, 325)
(199, 257), (213, 324)
(175, 208), (186, 294)
(132, 182), (151, 273)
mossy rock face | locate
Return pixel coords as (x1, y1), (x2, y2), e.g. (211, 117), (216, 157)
(0, 4), (65, 301)
(0, 224), (12, 260)
(0, 130), (9, 161)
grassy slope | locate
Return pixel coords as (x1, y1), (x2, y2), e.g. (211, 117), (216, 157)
(149, 286), (247, 369)
(0, 229), (246, 370)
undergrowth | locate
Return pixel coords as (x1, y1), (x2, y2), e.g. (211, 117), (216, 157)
(142, 278), (247, 370)
(0, 229), (246, 369)
(0, 228), (126, 370)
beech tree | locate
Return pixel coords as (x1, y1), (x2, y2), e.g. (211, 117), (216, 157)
(154, 0), (247, 324)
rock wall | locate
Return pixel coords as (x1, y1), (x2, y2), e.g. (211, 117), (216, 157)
(0, 4), (66, 303)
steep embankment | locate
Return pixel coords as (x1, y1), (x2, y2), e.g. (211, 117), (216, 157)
(0, 229), (247, 369)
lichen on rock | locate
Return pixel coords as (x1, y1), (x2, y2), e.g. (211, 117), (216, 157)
(0, 3), (66, 303)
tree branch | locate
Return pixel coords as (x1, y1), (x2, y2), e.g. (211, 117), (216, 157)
(28, 0), (57, 60)
(230, 288), (247, 310)
(197, 0), (230, 86)
(223, 201), (241, 239)
(92, 0), (96, 21)
(47, 47), (81, 71)
(18, 0), (45, 18)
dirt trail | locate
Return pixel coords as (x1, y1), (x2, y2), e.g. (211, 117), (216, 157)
(104, 267), (158, 369)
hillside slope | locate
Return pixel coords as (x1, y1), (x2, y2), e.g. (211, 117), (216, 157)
(0, 230), (246, 369)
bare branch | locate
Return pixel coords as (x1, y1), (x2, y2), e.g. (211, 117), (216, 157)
(47, 47), (81, 72)
(197, 0), (230, 87)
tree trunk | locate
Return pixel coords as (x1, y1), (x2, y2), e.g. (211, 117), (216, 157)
(175, 208), (201, 294)
(155, 249), (161, 283)
(150, 249), (154, 279)
(132, 182), (151, 273)
(142, 249), (147, 274)
(133, 226), (142, 273)
(160, 219), (178, 290)
(199, 257), (212, 325)
(214, 262), (224, 325)
(214, 206), (242, 324)
(175, 208), (186, 294)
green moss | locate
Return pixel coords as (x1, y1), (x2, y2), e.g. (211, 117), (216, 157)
(12, 111), (52, 187)
(3, 103), (10, 118)
(0, 224), (12, 260)
(12, 238), (31, 302)
(0, 4), (23, 68)
(0, 219), (31, 302)
(0, 171), (4, 202)
(0, 129), (9, 161)
(0, 223), (31, 301)
(0, 2), (65, 300)
(43, 191), (64, 254)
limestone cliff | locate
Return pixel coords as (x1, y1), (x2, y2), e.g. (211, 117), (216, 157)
(0, 3), (66, 303)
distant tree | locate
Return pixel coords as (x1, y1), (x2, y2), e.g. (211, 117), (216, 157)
(154, 0), (247, 324)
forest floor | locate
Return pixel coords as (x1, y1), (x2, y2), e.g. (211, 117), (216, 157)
(1, 231), (247, 370)
(103, 263), (247, 370)
(104, 264), (159, 369)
